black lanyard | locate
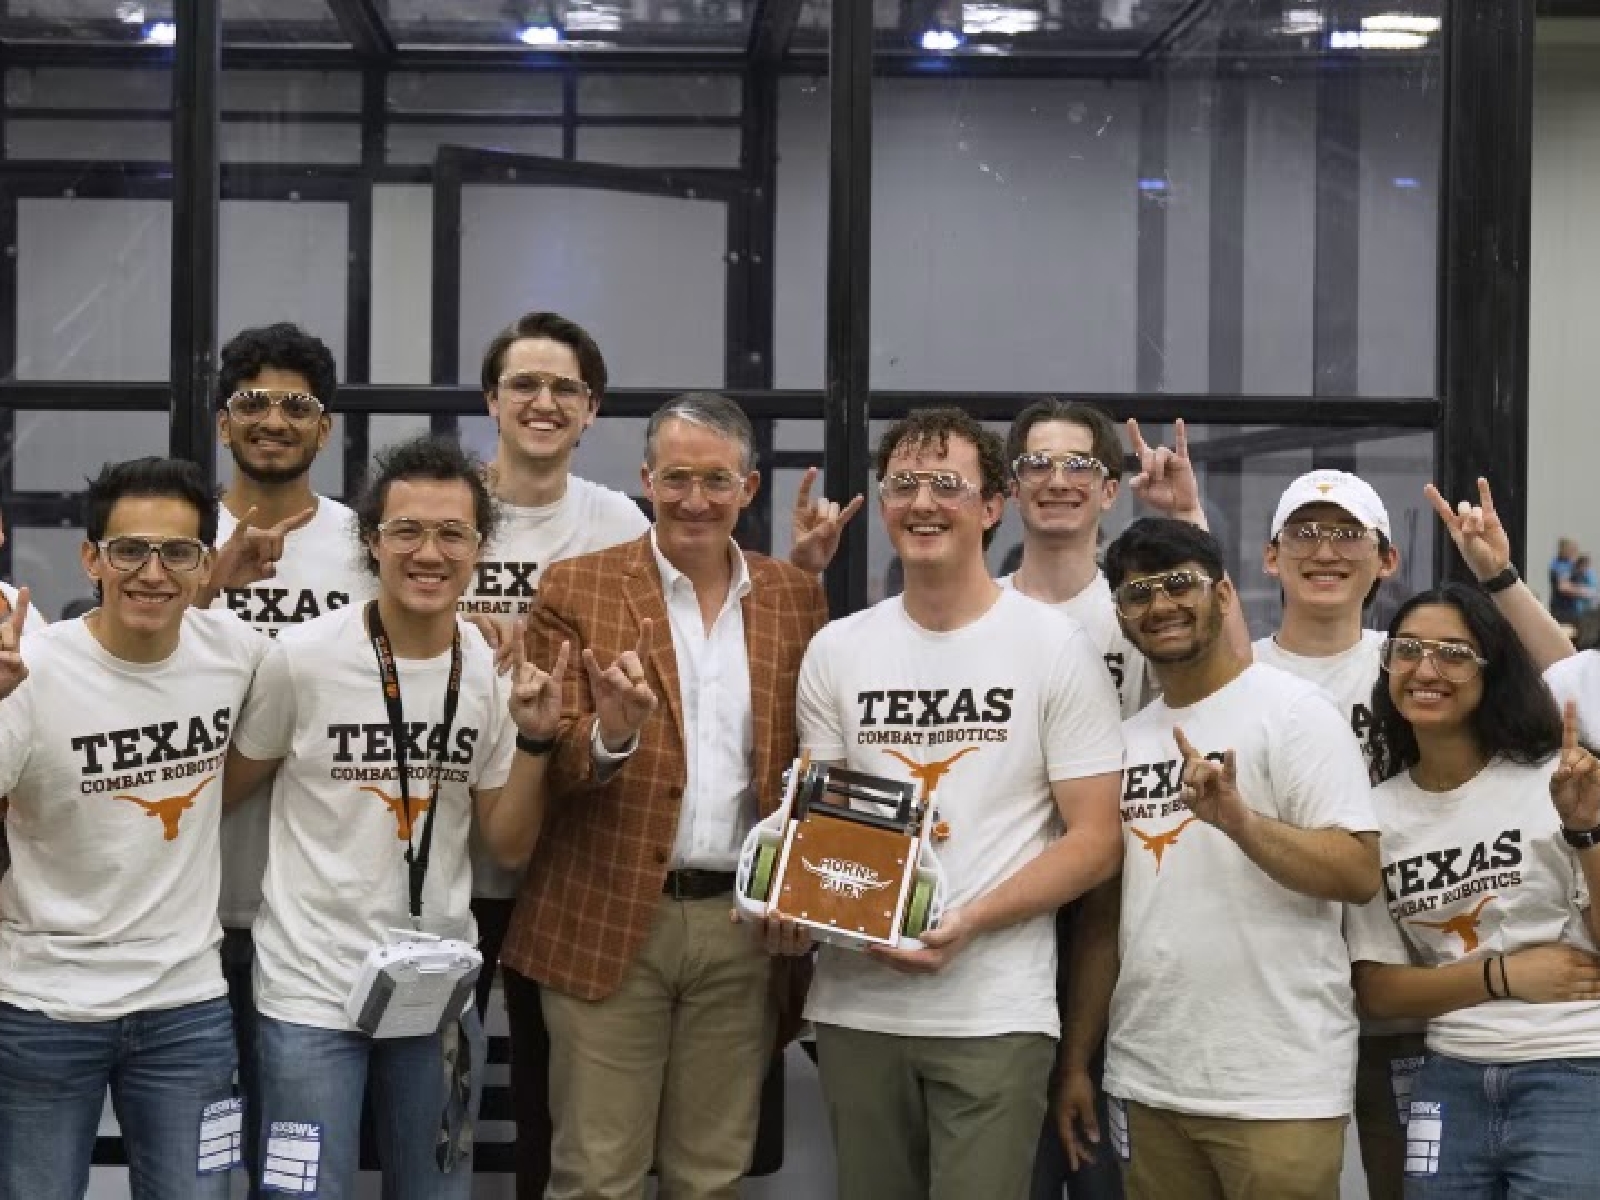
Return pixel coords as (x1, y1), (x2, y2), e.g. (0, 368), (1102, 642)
(366, 600), (463, 926)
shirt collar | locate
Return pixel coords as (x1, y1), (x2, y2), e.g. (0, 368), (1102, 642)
(649, 528), (753, 603)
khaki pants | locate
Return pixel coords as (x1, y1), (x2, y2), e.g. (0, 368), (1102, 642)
(1353, 1031), (1427, 1200)
(815, 1023), (1056, 1200)
(1121, 1100), (1347, 1200)
(541, 895), (774, 1200)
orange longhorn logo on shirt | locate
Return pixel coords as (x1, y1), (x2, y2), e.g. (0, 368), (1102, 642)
(1131, 817), (1201, 872)
(110, 773), (216, 841)
(358, 786), (430, 840)
(883, 747), (980, 801)
(1408, 895), (1496, 953)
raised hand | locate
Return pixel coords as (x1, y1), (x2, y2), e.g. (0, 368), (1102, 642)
(0, 586), (30, 701)
(790, 466), (864, 576)
(509, 622), (569, 743)
(1424, 476), (1509, 583)
(1551, 699), (1600, 833)
(211, 504), (317, 590)
(584, 618), (659, 752)
(1127, 418), (1204, 525)
(1173, 727), (1247, 833)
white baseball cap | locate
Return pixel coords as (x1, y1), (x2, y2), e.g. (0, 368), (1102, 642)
(1270, 470), (1391, 540)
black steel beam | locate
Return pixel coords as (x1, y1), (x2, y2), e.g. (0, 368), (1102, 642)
(169, 0), (221, 477)
(326, 0), (396, 61)
(824, 0), (873, 616)
(1313, 11), (1362, 396)
(748, 0), (804, 66)
(1434, 1), (1534, 581)
(0, 383), (1441, 428)
(1135, 76), (1169, 393)
(1207, 62), (1246, 396)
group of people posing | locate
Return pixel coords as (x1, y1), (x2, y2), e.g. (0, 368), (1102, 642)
(0, 312), (1597, 1200)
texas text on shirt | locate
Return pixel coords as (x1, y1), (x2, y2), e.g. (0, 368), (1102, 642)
(0, 609), (267, 1019)
(456, 476), (647, 621)
(796, 586), (1126, 1039)
(1253, 628), (1385, 765)
(213, 497), (375, 933)
(1000, 571), (1155, 720)
(1105, 662), (1379, 1118)
(236, 605), (516, 1029)
(1347, 757), (1600, 1061)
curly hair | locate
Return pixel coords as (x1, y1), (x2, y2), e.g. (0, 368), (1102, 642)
(1368, 582), (1563, 781)
(354, 436), (497, 576)
(218, 323), (338, 410)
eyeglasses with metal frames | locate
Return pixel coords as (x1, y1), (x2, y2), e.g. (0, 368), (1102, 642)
(225, 390), (324, 424)
(1113, 569), (1214, 618)
(374, 519), (483, 560)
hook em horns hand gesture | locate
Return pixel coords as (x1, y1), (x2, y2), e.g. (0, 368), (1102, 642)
(1126, 418), (1205, 527)
(1173, 727), (1248, 835)
(790, 466), (864, 576)
(587, 618), (659, 753)
(507, 620), (569, 744)
(1424, 476), (1509, 584)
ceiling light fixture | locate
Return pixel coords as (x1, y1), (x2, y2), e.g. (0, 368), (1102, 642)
(921, 28), (964, 51)
(143, 20), (177, 45)
(1329, 29), (1428, 50)
(961, 3), (1041, 35)
(517, 24), (563, 45)
(1363, 13), (1442, 34)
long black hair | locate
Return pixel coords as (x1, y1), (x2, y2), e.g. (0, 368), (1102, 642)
(1369, 582), (1562, 781)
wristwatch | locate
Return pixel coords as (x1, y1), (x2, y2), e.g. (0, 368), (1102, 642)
(516, 732), (558, 756)
(1562, 822), (1600, 850)
(1480, 565), (1519, 594)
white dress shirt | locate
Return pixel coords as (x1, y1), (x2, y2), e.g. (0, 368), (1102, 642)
(651, 532), (755, 870)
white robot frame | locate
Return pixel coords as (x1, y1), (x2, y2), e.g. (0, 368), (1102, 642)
(734, 754), (950, 951)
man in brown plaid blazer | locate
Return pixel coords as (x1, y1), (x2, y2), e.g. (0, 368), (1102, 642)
(501, 393), (839, 1200)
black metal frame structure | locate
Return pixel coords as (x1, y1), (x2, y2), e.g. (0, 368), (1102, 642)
(0, 0), (1533, 600)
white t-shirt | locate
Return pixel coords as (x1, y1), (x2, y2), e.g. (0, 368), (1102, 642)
(1545, 651), (1600, 747)
(1251, 630), (1421, 1037)
(1104, 664), (1379, 1119)
(213, 496), (375, 930)
(0, 581), (46, 634)
(1252, 630), (1384, 764)
(0, 611), (267, 1020)
(1000, 572), (1154, 719)
(457, 475), (648, 623)
(1346, 757), (1600, 1062)
(238, 605), (517, 1031)
(797, 588), (1126, 1039)
(459, 475), (648, 899)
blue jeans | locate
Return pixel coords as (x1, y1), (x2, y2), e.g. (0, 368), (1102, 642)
(1405, 1051), (1600, 1199)
(255, 1010), (485, 1200)
(0, 995), (239, 1200)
